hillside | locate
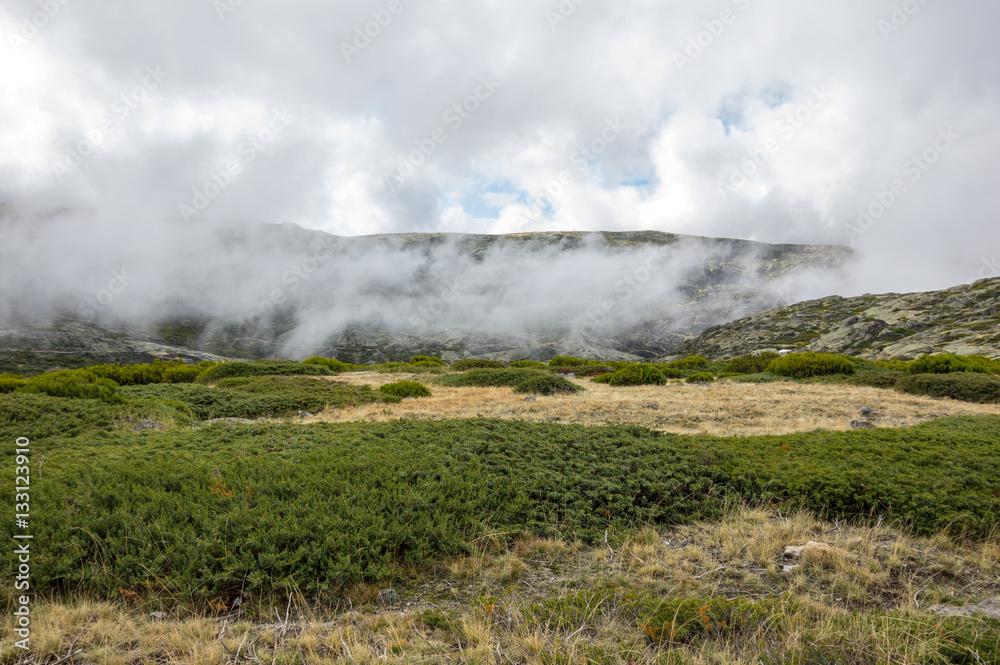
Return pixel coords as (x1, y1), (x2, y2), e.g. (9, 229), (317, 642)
(683, 276), (1000, 360)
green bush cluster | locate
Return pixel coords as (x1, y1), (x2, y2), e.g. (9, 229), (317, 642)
(87, 359), (218, 386)
(510, 360), (547, 369)
(724, 352), (779, 375)
(548, 355), (592, 367)
(669, 356), (708, 370)
(196, 361), (334, 384)
(685, 372), (715, 383)
(436, 368), (581, 395)
(124, 376), (392, 420)
(449, 358), (507, 371)
(410, 355), (446, 366)
(512, 373), (581, 395)
(379, 381), (432, 399)
(606, 365), (668, 387)
(16, 370), (124, 404)
(897, 373), (1000, 404)
(301, 356), (357, 372)
(651, 364), (685, 379)
(906, 353), (999, 375)
(4, 415), (999, 601)
(768, 352), (855, 379)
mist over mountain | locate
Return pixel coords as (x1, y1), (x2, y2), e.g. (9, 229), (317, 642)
(0, 205), (852, 363)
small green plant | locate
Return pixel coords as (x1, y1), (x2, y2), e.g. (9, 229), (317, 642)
(768, 352), (855, 379)
(607, 365), (668, 387)
(669, 356), (708, 370)
(379, 381), (433, 399)
(897, 372), (1000, 404)
(685, 372), (715, 383)
(450, 359), (507, 371)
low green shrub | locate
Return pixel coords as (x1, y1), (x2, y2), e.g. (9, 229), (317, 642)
(196, 361), (333, 383)
(436, 369), (580, 395)
(574, 365), (615, 377)
(512, 373), (582, 396)
(18, 370), (124, 404)
(302, 356), (356, 372)
(906, 354), (998, 375)
(591, 372), (615, 384)
(768, 352), (855, 379)
(88, 359), (218, 386)
(0, 375), (26, 393)
(607, 365), (668, 387)
(897, 372), (1000, 404)
(379, 381), (432, 399)
(410, 355), (446, 366)
(124, 376), (392, 419)
(669, 356), (708, 370)
(724, 352), (779, 375)
(510, 360), (547, 369)
(450, 359), (507, 371)
(686, 372), (716, 383)
(9, 415), (1000, 602)
(651, 364), (685, 379)
(548, 355), (592, 367)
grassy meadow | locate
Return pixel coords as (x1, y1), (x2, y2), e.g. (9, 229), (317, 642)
(1, 353), (999, 663)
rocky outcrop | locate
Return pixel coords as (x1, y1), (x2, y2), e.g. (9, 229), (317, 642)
(682, 277), (1000, 360)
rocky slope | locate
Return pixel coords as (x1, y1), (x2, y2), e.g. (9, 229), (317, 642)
(682, 277), (1000, 360)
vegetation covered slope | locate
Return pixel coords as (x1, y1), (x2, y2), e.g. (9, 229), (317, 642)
(683, 276), (1000, 360)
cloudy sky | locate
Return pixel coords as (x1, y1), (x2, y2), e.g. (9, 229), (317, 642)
(1, 0), (998, 293)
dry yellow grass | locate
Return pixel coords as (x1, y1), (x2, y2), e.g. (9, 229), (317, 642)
(308, 372), (1000, 436)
